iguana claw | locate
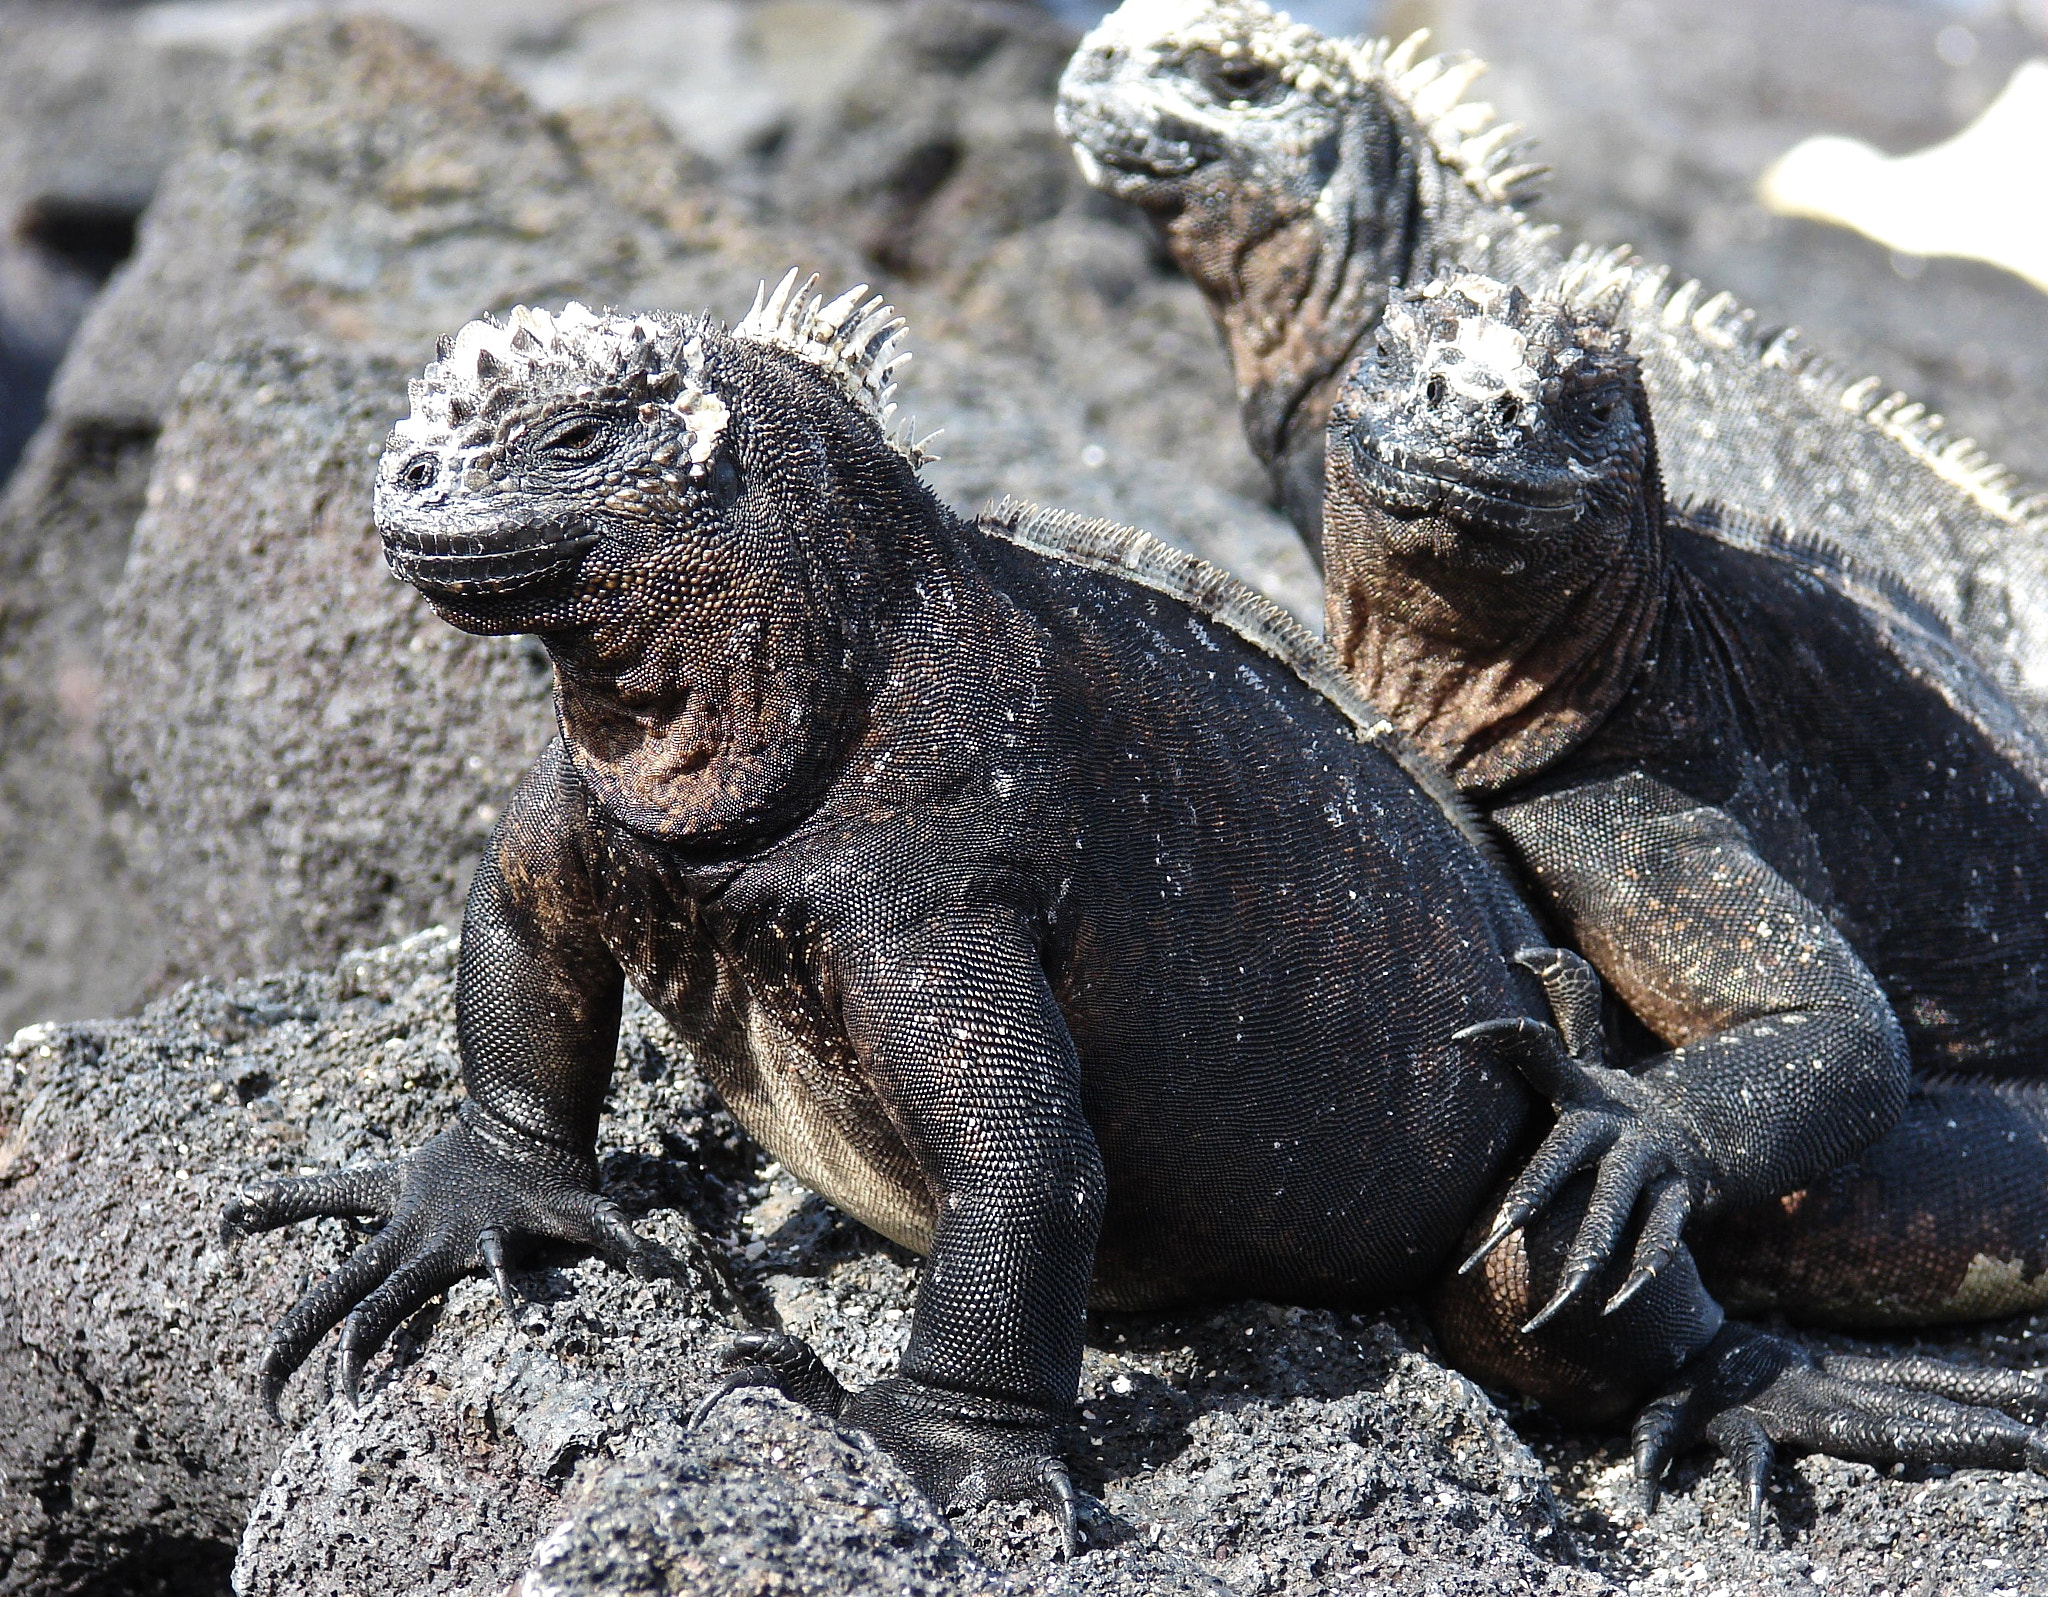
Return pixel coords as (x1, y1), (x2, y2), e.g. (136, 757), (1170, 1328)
(225, 1101), (655, 1417)
(693, 1330), (851, 1425)
(699, 1334), (1082, 1554)
(1636, 1323), (2048, 1544)
(1457, 961), (1716, 1321)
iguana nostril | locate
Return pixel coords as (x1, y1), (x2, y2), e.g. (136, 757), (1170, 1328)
(1497, 396), (1521, 425)
(1426, 373), (1448, 407)
(401, 455), (438, 490)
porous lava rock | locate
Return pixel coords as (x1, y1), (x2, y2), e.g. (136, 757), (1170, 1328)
(0, 927), (741, 1597)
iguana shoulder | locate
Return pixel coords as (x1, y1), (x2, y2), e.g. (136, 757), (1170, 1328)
(977, 494), (1500, 864)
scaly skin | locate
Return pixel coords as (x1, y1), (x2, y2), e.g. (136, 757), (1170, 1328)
(1322, 269), (2048, 1511)
(1056, 0), (2048, 716)
(219, 282), (2043, 1549)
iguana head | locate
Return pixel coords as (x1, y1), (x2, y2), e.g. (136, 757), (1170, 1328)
(376, 274), (944, 841)
(1057, 0), (1365, 211)
(1330, 271), (1651, 557)
(1056, 0), (1543, 543)
(1321, 267), (1665, 789)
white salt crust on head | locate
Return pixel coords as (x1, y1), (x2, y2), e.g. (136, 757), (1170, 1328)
(1074, 0), (1546, 204)
(393, 270), (939, 472)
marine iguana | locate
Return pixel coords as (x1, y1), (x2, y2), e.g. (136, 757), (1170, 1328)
(220, 277), (2045, 1547)
(1055, 0), (2048, 717)
(1323, 265), (2048, 1369)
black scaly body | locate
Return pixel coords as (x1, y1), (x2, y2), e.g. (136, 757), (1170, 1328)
(1056, 0), (2048, 720)
(1323, 269), (2048, 1490)
(222, 280), (2047, 1547)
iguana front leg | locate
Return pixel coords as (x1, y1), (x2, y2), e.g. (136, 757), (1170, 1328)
(223, 745), (653, 1411)
(703, 907), (1105, 1549)
(1471, 769), (1910, 1323)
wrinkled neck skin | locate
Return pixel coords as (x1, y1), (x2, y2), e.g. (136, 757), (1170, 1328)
(435, 480), (955, 855)
(1323, 451), (1669, 795)
(545, 582), (863, 853)
(1148, 107), (1476, 546)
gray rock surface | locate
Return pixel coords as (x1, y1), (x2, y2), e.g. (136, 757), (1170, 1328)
(104, 342), (556, 979)
(77, 4), (833, 986)
(0, 1), (235, 1031)
(0, 2), (226, 482)
(6, 928), (2043, 1596)
(0, 927), (743, 1597)
(221, 937), (1594, 1597)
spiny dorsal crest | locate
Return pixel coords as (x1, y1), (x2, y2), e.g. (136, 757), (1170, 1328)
(1085, 0), (1545, 204)
(1383, 272), (1633, 399)
(394, 303), (732, 471)
(734, 269), (941, 466)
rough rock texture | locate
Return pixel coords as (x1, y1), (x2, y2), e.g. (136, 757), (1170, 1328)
(1425, 0), (2048, 491)
(219, 936), (1595, 1597)
(511, 1393), (1014, 1597)
(2, 1), (1302, 1030)
(0, 2), (224, 481)
(8, 929), (2042, 1596)
(0, 2), (234, 1030)
(0, 928), (743, 1597)
(104, 343), (557, 977)
(0, 415), (164, 1031)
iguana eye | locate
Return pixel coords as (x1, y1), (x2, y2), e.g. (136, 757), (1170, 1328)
(1565, 384), (1620, 440)
(705, 453), (741, 506)
(534, 414), (610, 463)
(1200, 56), (1282, 107)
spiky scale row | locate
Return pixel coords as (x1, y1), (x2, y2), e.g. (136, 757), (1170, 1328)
(393, 302), (728, 467)
(985, 497), (1501, 867)
(1552, 239), (2047, 533)
(389, 270), (946, 478)
(1144, 2), (2048, 553)
(734, 269), (941, 466)
(1373, 29), (1547, 206)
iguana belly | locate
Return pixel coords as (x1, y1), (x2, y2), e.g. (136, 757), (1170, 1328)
(699, 995), (940, 1256)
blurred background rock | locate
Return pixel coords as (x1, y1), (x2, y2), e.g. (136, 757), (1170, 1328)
(0, 0), (2042, 1037)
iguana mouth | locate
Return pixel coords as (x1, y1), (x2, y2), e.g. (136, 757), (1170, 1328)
(1346, 434), (1585, 536)
(383, 524), (600, 598)
(1074, 131), (1209, 182)
(1059, 91), (1219, 190)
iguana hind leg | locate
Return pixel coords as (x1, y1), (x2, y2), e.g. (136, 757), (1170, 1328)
(1635, 1325), (2048, 1542)
(1693, 1076), (2048, 1326)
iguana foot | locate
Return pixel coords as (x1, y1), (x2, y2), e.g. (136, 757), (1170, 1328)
(1635, 1323), (2048, 1543)
(691, 1330), (852, 1421)
(1458, 999), (1710, 1329)
(697, 1333), (1080, 1555)
(223, 1100), (657, 1417)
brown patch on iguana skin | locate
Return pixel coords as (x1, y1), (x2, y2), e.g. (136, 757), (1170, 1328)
(1152, 169), (1378, 521)
(1056, 5), (1523, 548)
(1694, 1077), (2048, 1326)
(1327, 274), (2048, 1329)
